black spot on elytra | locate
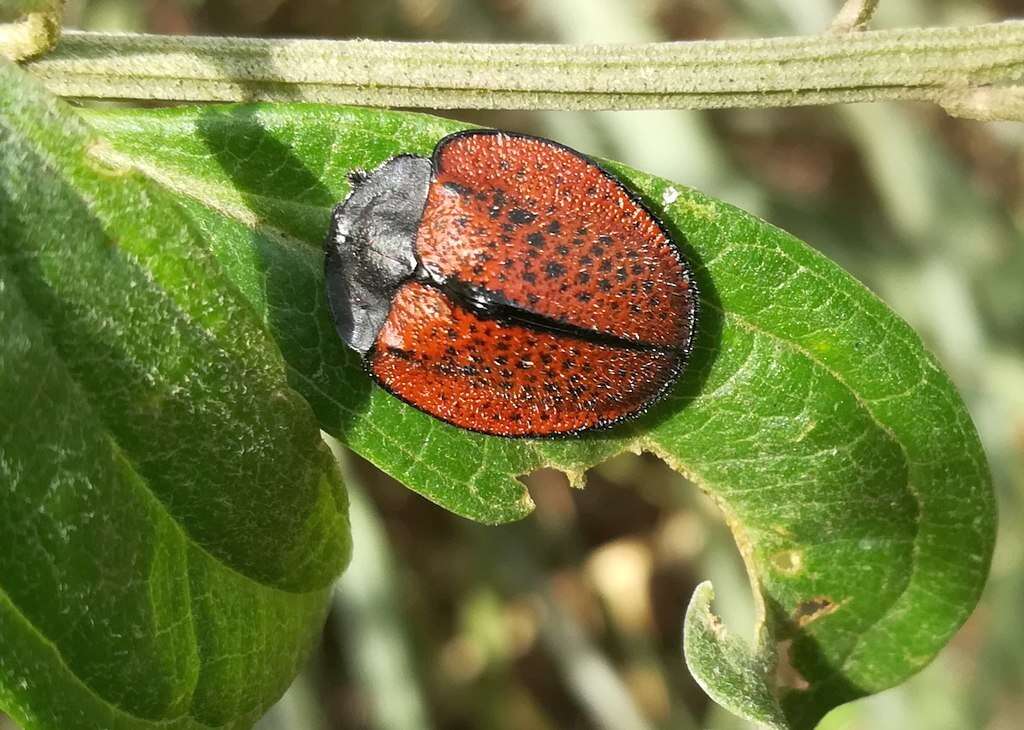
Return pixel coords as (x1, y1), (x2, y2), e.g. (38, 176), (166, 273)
(547, 220), (562, 234)
(443, 181), (472, 197)
(386, 347), (415, 360)
(592, 245), (605, 257)
(508, 208), (536, 225)
(598, 234), (613, 245)
(545, 261), (567, 280)
(527, 293), (540, 305)
(489, 189), (508, 218)
(599, 259), (612, 273)
(642, 279), (654, 292)
(631, 263), (644, 275)
(576, 272), (591, 284)
(597, 279), (612, 292)
(526, 232), (545, 248)
(616, 267), (628, 282)
(576, 291), (592, 302)
(522, 272), (537, 284)
(556, 244), (570, 256)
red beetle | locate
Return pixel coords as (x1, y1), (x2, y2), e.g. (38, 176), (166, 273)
(324, 130), (698, 437)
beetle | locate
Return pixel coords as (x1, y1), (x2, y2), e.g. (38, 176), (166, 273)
(324, 130), (698, 437)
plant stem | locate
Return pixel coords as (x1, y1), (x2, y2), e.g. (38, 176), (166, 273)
(829, 0), (880, 33)
(0, 6), (61, 61)
(10, 23), (1024, 119)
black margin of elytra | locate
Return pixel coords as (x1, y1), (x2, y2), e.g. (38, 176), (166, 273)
(359, 128), (701, 440)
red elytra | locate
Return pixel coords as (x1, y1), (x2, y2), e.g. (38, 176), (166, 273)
(324, 130), (698, 437)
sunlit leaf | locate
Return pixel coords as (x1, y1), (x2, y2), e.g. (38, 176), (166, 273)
(75, 102), (996, 728)
(0, 63), (350, 730)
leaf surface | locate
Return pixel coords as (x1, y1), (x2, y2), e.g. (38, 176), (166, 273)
(0, 64), (350, 730)
(77, 102), (995, 728)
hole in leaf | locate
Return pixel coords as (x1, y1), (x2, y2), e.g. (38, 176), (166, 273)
(792, 596), (839, 627)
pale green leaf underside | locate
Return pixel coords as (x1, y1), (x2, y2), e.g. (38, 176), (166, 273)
(79, 103), (994, 728)
(684, 582), (788, 729)
(0, 63), (350, 730)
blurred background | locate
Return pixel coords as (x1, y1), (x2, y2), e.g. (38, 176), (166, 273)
(6, 1), (1023, 728)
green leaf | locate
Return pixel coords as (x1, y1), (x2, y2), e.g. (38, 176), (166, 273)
(684, 582), (788, 729)
(0, 63), (350, 729)
(78, 102), (995, 728)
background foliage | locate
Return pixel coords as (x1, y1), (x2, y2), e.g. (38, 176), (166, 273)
(3, 1), (1023, 729)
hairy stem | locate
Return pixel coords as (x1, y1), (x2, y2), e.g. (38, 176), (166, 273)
(0, 4), (62, 61)
(830, 0), (880, 33)
(9, 23), (1024, 118)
